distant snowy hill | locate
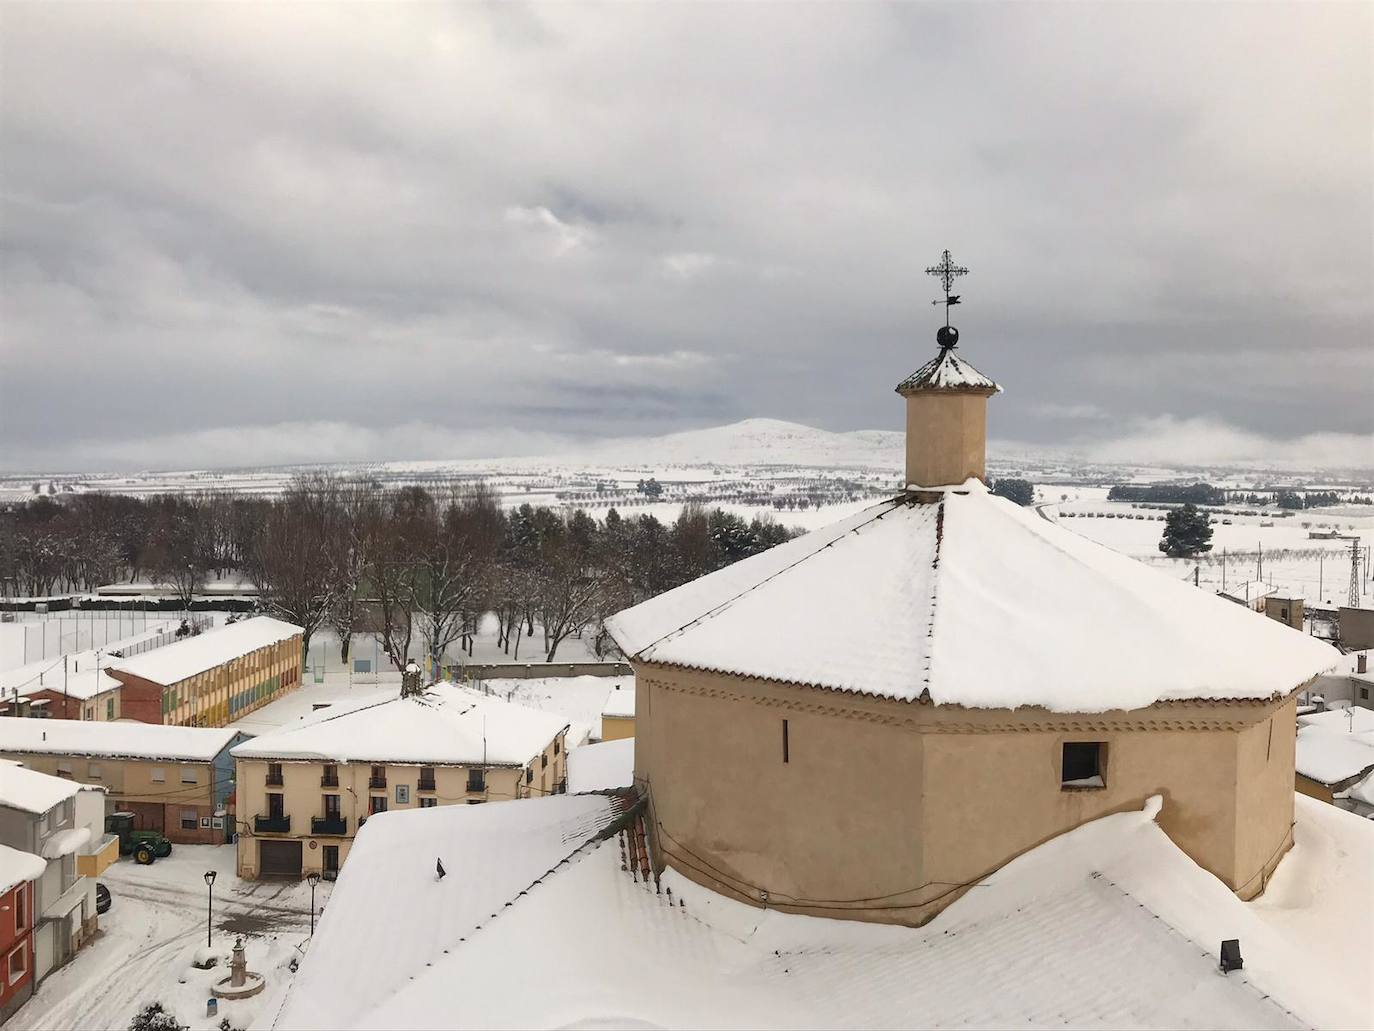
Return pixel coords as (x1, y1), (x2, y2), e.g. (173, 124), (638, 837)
(571, 418), (905, 469)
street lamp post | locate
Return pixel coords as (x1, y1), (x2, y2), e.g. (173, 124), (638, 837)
(203, 870), (217, 948)
(306, 872), (320, 937)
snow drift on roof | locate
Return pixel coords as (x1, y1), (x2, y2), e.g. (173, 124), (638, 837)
(566, 738), (634, 793)
(607, 485), (1340, 711)
(895, 348), (1000, 393)
(107, 616), (302, 686)
(40, 826), (90, 859)
(0, 763), (81, 815)
(285, 793), (1373, 1029)
(0, 843), (45, 895)
(276, 793), (628, 1031)
(0, 717), (239, 763)
(231, 682), (569, 766)
(600, 684), (635, 718)
(1294, 708), (1374, 785)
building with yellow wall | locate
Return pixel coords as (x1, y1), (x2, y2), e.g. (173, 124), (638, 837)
(600, 684), (635, 741)
(231, 682), (568, 879)
(0, 717), (243, 844)
(106, 617), (302, 727)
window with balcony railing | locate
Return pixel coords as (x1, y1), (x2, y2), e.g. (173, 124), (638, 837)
(466, 770), (486, 793)
(418, 766), (436, 792)
(266, 763), (283, 787)
(369, 765), (387, 789)
(321, 764), (339, 788)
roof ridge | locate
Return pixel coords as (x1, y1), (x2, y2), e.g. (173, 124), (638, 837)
(636, 498), (907, 659)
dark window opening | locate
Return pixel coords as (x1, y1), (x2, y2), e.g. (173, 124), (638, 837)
(268, 792), (285, 819)
(782, 719), (789, 763)
(467, 769), (486, 793)
(1061, 742), (1105, 788)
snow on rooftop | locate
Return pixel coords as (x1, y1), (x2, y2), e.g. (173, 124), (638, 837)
(107, 616), (302, 686)
(895, 348), (1001, 393)
(40, 825), (90, 859)
(0, 843), (45, 895)
(608, 486), (1340, 712)
(276, 793), (628, 1031)
(1294, 707), (1374, 785)
(231, 681), (568, 767)
(280, 792), (1372, 1029)
(0, 763), (81, 815)
(0, 717), (239, 763)
(600, 683), (635, 719)
(468, 674), (633, 747)
(566, 738), (634, 793)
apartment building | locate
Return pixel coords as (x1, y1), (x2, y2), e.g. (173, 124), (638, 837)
(232, 682), (569, 879)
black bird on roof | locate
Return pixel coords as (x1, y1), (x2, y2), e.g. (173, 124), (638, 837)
(436, 858), (447, 880)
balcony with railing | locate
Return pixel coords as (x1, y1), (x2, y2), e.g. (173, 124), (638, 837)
(321, 773), (339, 788)
(466, 776), (486, 794)
(418, 777), (437, 792)
(368, 774), (387, 790)
(266, 771), (284, 787)
(254, 814), (291, 834)
(310, 815), (347, 836)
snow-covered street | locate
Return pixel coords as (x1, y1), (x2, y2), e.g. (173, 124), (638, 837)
(13, 845), (329, 1031)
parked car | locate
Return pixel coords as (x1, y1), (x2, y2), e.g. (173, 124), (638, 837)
(96, 882), (111, 915)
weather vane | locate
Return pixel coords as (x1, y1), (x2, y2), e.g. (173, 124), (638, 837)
(925, 248), (968, 350)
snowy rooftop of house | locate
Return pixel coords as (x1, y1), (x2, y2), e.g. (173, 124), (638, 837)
(1295, 706), (1374, 785)
(607, 483), (1340, 712)
(0, 763), (81, 815)
(274, 793), (630, 1031)
(895, 347), (1001, 394)
(106, 616), (302, 686)
(566, 738), (635, 793)
(274, 792), (1373, 1030)
(231, 681), (569, 767)
(0, 717), (240, 763)
(0, 659), (119, 702)
(601, 683), (635, 719)
(0, 843), (46, 895)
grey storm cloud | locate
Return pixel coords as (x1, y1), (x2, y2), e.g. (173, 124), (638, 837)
(0, 1), (1370, 472)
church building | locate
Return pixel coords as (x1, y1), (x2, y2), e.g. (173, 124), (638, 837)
(606, 252), (1340, 926)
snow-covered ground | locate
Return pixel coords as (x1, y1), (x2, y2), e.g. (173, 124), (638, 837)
(13, 845), (329, 1031)
(1049, 487), (1374, 610)
(473, 674), (633, 745)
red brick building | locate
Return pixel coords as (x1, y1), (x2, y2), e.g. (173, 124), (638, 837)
(0, 846), (44, 1024)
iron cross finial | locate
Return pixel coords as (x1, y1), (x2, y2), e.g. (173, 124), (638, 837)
(925, 249), (968, 343)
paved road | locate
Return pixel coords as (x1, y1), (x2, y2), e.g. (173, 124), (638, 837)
(13, 844), (328, 1031)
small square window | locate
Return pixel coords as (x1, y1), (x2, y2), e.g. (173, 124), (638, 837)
(8, 941), (27, 985)
(181, 766), (198, 784)
(88, 764), (102, 779)
(180, 810), (198, 831)
(419, 797), (438, 808)
(1062, 742), (1106, 788)
(151, 767), (166, 783)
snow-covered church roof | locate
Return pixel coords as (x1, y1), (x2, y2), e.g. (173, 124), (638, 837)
(895, 347), (1000, 393)
(606, 482), (1339, 712)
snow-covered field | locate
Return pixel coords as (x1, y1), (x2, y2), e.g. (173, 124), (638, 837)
(1049, 487), (1374, 609)
(13, 845), (328, 1031)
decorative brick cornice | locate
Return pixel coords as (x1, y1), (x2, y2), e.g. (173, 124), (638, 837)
(637, 667), (1290, 734)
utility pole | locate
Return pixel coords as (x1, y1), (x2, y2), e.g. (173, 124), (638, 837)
(1319, 553), (1324, 601)
(1221, 548), (1227, 591)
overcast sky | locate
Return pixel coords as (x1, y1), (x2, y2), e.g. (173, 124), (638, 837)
(1, 2), (1370, 473)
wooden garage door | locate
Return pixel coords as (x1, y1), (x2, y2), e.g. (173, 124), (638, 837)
(259, 840), (302, 878)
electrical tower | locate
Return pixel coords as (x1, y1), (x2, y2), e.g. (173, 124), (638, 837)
(1351, 537), (1362, 608)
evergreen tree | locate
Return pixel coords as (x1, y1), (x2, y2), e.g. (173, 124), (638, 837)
(1159, 503), (1214, 557)
(991, 478), (1035, 506)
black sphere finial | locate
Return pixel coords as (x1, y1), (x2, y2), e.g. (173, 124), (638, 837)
(937, 325), (959, 350)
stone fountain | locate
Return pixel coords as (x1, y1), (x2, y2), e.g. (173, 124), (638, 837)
(212, 938), (266, 1000)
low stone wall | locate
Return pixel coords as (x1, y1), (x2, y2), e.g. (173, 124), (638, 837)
(447, 661), (631, 681)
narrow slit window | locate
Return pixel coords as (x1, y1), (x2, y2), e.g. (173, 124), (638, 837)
(782, 719), (790, 764)
(1061, 742), (1105, 788)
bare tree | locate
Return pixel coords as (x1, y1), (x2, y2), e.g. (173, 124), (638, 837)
(248, 475), (338, 666)
(413, 483), (505, 672)
(327, 481), (377, 667)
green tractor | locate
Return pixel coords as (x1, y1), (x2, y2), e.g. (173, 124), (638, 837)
(106, 811), (173, 865)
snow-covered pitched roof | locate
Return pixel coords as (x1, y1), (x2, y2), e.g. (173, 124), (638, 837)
(231, 682), (568, 767)
(895, 348), (1000, 394)
(107, 616), (302, 686)
(277, 793), (1373, 1030)
(607, 484), (1340, 712)
(0, 652), (123, 702)
(0, 763), (81, 815)
(0, 843), (46, 894)
(567, 738), (635, 793)
(0, 717), (239, 763)
(601, 684), (635, 719)
(276, 793), (628, 1031)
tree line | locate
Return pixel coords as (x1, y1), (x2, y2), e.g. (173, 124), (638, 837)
(0, 479), (803, 669)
